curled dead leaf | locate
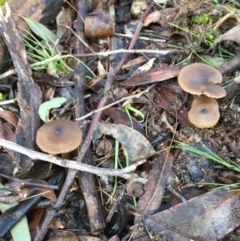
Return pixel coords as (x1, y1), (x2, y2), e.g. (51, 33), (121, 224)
(97, 122), (156, 162)
(0, 110), (18, 128)
(213, 24), (240, 46)
(85, 9), (115, 39)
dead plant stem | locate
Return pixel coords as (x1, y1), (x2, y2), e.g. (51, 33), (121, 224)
(75, 84), (154, 121)
(74, 4), (153, 169)
(0, 138), (147, 183)
(0, 50), (182, 79)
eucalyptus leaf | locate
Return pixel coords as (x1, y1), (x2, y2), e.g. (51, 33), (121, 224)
(38, 97), (67, 122)
(0, 183), (31, 241)
(213, 25), (240, 46)
(98, 122), (156, 162)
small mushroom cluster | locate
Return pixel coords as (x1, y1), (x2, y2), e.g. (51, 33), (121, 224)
(178, 63), (226, 128)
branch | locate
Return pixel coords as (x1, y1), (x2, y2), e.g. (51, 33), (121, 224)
(0, 139), (147, 183)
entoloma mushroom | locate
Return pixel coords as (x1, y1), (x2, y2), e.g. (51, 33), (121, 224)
(188, 95), (220, 128)
(36, 119), (82, 156)
(178, 63), (226, 98)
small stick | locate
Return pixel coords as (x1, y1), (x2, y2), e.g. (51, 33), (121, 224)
(0, 99), (17, 105)
(74, 3), (153, 172)
(0, 138), (147, 182)
(0, 49), (183, 79)
(75, 84), (154, 121)
(0, 173), (59, 190)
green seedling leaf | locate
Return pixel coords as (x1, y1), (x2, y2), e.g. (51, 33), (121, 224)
(38, 97), (67, 122)
(0, 92), (3, 100)
(21, 17), (58, 43)
(124, 104), (145, 123)
(0, 183), (31, 241)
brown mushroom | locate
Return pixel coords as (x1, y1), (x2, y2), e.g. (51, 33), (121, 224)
(36, 119), (82, 156)
(178, 63), (226, 98)
(188, 95), (220, 128)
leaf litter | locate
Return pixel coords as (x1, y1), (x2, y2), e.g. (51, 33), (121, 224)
(0, 0), (240, 240)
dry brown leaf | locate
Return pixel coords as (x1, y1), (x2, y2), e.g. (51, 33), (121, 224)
(97, 122), (156, 162)
(32, 208), (45, 228)
(135, 152), (174, 223)
(103, 107), (144, 135)
(85, 9), (115, 39)
(0, 123), (16, 159)
(213, 24), (240, 46)
(0, 110), (18, 128)
(120, 65), (182, 86)
(143, 10), (162, 26)
(56, 8), (73, 38)
(96, 136), (113, 156)
(143, 8), (176, 27)
(153, 86), (191, 126)
(133, 188), (240, 241)
(37, 180), (57, 202)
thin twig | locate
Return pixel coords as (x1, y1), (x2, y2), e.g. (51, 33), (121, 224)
(0, 138), (147, 183)
(75, 84), (154, 121)
(0, 49), (183, 79)
(0, 98), (17, 105)
(0, 173), (59, 190)
(113, 32), (166, 42)
(75, 4), (153, 169)
(74, 48), (184, 57)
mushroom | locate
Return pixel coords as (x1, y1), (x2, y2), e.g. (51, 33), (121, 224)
(36, 119), (82, 157)
(188, 95), (220, 128)
(178, 63), (226, 98)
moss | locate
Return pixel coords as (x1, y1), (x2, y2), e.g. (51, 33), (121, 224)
(193, 13), (215, 24)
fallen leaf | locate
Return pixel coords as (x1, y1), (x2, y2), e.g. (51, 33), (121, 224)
(103, 107), (145, 135)
(97, 122), (156, 162)
(213, 24), (240, 46)
(143, 8), (176, 27)
(0, 110), (18, 128)
(32, 208), (45, 228)
(96, 136), (113, 156)
(153, 86), (191, 126)
(119, 66), (182, 86)
(133, 188), (240, 241)
(122, 56), (147, 69)
(38, 181), (57, 202)
(135, 152), (174, 223)
(56, 8), (73, 38)
(0, 123), (16, 159)
(97, 60), (106, 76)
(85, 9), (115, 39)
(130, 58), (156, 76)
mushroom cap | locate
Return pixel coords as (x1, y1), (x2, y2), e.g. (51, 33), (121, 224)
(178, 63), (226, 98)
(188, 95), (220, 128)
(36, 119), (83, 154)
